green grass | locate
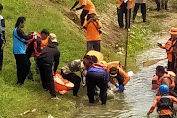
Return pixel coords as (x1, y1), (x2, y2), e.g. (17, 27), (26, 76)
(1, 0), (85, 117)
(1, 0), (177, 117)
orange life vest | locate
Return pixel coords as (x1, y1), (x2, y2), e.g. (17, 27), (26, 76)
(159, 72), (175, 90)
(165, 38), (176, 62)
(107, 61), (130, 85)
(152, 71), (176, 90)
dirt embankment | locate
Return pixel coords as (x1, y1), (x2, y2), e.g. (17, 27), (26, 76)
(34, 0), (177, 54)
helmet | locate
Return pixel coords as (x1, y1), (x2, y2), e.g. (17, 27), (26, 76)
(159, 84), (169, 94)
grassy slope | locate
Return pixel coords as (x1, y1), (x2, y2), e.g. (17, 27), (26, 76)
(0, 0), (86, 118)
(1, 0), (177, 117)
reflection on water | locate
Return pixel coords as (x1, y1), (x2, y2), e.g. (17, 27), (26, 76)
(74, 34), (169, 118)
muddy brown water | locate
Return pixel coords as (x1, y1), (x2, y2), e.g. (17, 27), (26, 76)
(74, 34), (170, 118)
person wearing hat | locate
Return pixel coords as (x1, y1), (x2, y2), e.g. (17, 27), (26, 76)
(158, 28), (177, 71)
(109, 66), (130, 93)
(37, 33), (60, 99)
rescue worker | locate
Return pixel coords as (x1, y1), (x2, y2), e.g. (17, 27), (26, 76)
(83, 55), (108, 105)
(70, 0), (96, 26)
(37, 33), (60, 99)
(40, 29), (50, 48)
(13, 17), (33, 85)
(154, 66), (176, 96)
(158, 28), (177, 71)
(147, 84), (177, 118)
(83, 13), (102, 52)
(117, 0), (135, 28)
(61, 59), (85, 96)
(107, 61), (130, 93)
(132, 0), (146, 23)
(0, 4), (5, 71)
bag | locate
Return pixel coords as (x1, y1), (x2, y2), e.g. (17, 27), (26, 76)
(53, 72), (74, 94)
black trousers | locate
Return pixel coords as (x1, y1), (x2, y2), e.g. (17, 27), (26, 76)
(0, 49), (3, 70)
(37, 63), (56, 97)
(117, 3), (131, 28)
(80, 9), (89, 26)
(168, 61), (174, 71)
(86, 72), (107, 104)
(133, 3), (146, 22)
(61, 70), (81, 96)
(87, 41), (101, 52)
(159, 115), (173, 118)
(14, 54), (30, 85)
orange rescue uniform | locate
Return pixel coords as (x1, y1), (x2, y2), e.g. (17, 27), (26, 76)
(83, 19), (102, 41)
(160, 38), (176, 62)
(148, 95), (177, 116)
(152, 72), (176, 90)
(41, 37), (49, 48)
(77, 0), (96, 14)
(107, 61), (130, 85)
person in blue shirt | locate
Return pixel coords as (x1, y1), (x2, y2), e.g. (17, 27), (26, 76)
(13, 17), (33, 85)
(83, 55), (108, 105)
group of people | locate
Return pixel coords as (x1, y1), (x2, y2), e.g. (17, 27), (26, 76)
(148, 28), (177, 117)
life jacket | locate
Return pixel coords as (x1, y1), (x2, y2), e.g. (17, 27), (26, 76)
(165, 38), (176, 62)
(107, 61), (127, 85)
(152, 71), (176, 90)
(158, 72), (175, 90)
(157, 95), (174, 113)
(26, 33), (42, 57)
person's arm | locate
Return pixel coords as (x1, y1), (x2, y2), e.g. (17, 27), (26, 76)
(71, 1), (79, 10)
(118, 67), (130, 85)
(36, 37), (42, 53)
(17, 28), (33, 40)
(171, 96), (177, 103)
(76, 5), (85, 10)
(97, 20), (102, 29)
(53, 50), (60, 73)
(147, 97), (159, 115)
(83, 20), (88, 28)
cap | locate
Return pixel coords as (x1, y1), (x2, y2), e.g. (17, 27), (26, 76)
(49, 33), (57, 43)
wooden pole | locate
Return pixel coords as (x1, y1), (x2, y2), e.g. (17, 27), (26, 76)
(124, 6), (130, 71)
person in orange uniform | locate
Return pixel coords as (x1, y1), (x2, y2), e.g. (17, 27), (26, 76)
(70, 0), (96, 26)
(147, 84), (176, 118)
(40, 29), (50, 48)
(83, 13), (102, 52)
(158, 28), (177, 71)
(117, 0), (135, 28)
(107, 61), (130, 92)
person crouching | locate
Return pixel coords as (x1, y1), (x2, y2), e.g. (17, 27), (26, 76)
(83, 55), (108, 105)
(37, 33), (60, 99)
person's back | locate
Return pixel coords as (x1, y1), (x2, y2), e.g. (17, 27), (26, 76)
(84, 16), (101, 42)
(148, 85), (177, 117)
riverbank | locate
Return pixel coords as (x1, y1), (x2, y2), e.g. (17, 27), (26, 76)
(0, 0), (177, 118)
